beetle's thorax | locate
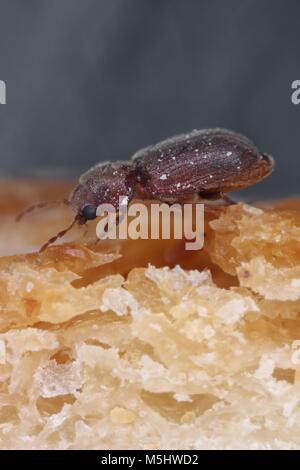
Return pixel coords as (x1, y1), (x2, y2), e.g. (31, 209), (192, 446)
(69, 161), (137, 222)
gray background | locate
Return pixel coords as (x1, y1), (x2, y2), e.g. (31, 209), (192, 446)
(0, 0), (299, 198)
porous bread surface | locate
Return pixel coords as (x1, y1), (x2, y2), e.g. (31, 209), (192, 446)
(1, 181), (300, 449)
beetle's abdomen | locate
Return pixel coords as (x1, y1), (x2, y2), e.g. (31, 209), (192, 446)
(133, 128), (273, 199)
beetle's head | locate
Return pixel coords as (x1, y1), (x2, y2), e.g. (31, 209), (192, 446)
(70, 162), (136, 224)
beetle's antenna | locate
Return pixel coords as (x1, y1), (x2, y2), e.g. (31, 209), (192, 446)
(39, 215), (79, 253)
(16, 199), (71, 222)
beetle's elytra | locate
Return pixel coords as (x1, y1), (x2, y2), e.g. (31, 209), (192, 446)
(18, 128), (274, 251)
(132, 128), (273, 201)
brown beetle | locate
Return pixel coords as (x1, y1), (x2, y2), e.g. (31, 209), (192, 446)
(18, 128), (274, 251)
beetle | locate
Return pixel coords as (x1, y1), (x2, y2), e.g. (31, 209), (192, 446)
(18, 128), (274, 251)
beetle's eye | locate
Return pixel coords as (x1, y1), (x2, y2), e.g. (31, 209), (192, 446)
(82, 205), (97, 220)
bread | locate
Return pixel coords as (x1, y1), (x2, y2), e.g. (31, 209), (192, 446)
(1, 179), (300, 449)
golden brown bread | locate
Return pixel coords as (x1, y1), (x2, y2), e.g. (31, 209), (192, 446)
(1, 179), (300, 449)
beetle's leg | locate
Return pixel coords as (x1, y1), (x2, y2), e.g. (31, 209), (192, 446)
(16, 199), (71, 222)
(93, 210), (126, 248)
(81, 223), (89, 239)
(198, 191), (237, 206)
(191, 192), (226, 216)
(220, 193), (237, 205)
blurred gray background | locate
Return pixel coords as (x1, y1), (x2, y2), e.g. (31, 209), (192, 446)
(0, 0), (299, 198)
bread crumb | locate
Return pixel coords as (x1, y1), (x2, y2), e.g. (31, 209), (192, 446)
(0, 339), (6, 364)
(110, 407), (136, 424)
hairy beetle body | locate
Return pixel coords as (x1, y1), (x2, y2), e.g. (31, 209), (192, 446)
(18, 128), (274, 251)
